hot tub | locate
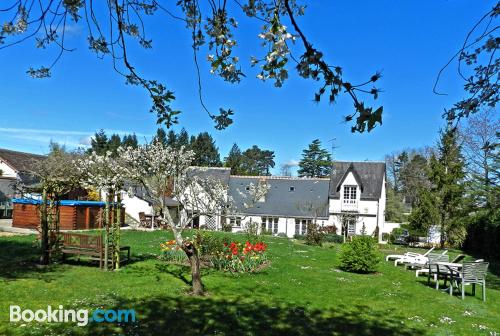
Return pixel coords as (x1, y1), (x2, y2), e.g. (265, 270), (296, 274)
(12, 198), (125, 230)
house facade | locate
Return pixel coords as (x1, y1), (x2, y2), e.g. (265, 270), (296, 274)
(125, 161), (389, 241)
(0, 148), (45, 203)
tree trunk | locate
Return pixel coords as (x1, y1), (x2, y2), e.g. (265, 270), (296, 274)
(40, 188), (49, 265)
(104, 193), (110, 271)
(183, 241), (204, 295)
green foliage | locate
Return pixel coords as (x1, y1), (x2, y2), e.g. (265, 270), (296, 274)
(240, 145), (275, 176)
(323, 234), (344, 244)
(159, 249), (187, 263)
(463, 207), (500, 260)
(339, 236), (381, 273)
(89, 129), (138, 156)
(305, 223), (324, 246)
(297, 139), (332, 178)
(224, 143), (244, 175)
(195, 231), (229, 259)
(190, 132), (222, 167)
(385, 186), (406, 222)
(293, 234), (306, 240)
(243, 220), (259, 242)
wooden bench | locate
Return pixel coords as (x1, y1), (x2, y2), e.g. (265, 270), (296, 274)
(60, 232), (130, 268)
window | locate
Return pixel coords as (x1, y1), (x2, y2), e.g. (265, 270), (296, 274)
(229, 216), (241, 227)
(341, 218), (357, 236)
(245, 186), (250, 191)
(289, 186), (295, 192)
(262, 217), (279, 234)
(343, 185), (357, 204)
(295, 219), (312, 235)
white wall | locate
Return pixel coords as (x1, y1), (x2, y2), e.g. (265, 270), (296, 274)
(0, 161), (17, 178)
(121, 194), (152, 222)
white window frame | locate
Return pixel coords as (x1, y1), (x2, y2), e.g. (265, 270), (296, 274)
(263, 216), (279, 234)
(295, 218), (311, 235)
(229, 216), (241, 227)
(343, 185), (357, 204)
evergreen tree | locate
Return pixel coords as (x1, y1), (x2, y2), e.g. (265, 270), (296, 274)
(224, 143), (243, 175)
(240, 145), (275, 176)
(166, 130), (177, 148)
(297, 139), (332, 177)
(385, 185), (407, 223)
(122, 133), (139, 148)
(177, 128), (190, 148)
(190, 132), (222, 167)
(108, 134), (122, 155)
(90, 129), (108, 155)
(430, 127), (466, 247)
(154, 128), (167, 146)
(410, 127), (466, 248)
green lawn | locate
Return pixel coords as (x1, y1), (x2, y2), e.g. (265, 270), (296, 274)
(0, 230), (499, 335)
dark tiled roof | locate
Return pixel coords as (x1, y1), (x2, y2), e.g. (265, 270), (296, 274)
(0, 148), (45, 173)
(229, 176), (330, 218)
(187, 167), (231, 186)
(329, 161), (385, 200)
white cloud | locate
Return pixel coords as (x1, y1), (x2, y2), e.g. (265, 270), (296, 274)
(283, 159), (299, 167)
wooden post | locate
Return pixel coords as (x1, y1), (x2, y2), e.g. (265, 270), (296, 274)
(85, 207), (90, 229)
(104, 193), (110, 271)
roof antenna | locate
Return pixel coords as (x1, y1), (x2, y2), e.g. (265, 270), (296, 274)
(328, 138), (337, 159)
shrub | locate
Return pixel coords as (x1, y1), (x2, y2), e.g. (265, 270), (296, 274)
(323, 234), (344, 244)
(159, 240), (187, 263)
(293, 234), (306, 240)
(244, 220), (259, 242)
(276, 232), (288, 238)
(211, 241), (268, 273)
(338, 236), (381, 273)
(260, 229), (273, 236)
(195, 231), (230, 259)
(322, 225), (338, 234)
(305, 223), (324, 246)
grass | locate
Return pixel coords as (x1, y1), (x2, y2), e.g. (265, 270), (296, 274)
(0, 230), (499, 335)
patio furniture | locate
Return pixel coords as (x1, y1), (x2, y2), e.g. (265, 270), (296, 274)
(426, 253), (450, 289)
(386, 246), (435, 263)
(447, 261), (489, 301)
(396, 249), (447, 267)
(60, 232), (130, 269)
(415, 254), (465, 277)
(139, 212), (151, 228)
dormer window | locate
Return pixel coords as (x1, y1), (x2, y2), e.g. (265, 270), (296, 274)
(343, 185), (357, 204)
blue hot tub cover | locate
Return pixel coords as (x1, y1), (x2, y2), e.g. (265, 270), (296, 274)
(12, 198), (108, 207)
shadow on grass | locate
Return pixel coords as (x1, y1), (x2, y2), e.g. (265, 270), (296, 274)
(0, 238), (60, 281)
(82, 295), (426, 336)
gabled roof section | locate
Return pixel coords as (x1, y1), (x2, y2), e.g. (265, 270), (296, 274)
(335, 163), (364, 193)
(229, 176), (330, 219)
(0, 148), (45, 174)
(329, 161), (385, 200)
(187, 167), (231, 186)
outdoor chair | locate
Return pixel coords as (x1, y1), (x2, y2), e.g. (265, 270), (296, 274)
(138, 212), (149, 228)
(448, 261), (489, 301)
(426, 253), (450, 289)
(396, 249), (447, 267)
(386, 246), (435, 263)
(415, 253), (465, 277)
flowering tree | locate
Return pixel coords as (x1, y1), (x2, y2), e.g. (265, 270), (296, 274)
(77, 151), (127, 270)
(31, 147), (81, 265)
(121, 141), (267, 295)
(0, 1), (383, 133)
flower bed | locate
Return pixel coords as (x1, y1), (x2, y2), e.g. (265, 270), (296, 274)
(159, 240), (187, 263)
(211, 241), (268, 273)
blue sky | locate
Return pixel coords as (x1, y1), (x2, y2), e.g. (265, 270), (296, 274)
(0, 0), (493, 173)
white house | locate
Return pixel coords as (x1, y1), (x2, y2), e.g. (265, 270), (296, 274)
(124, 161), (389, 241)
(0, 148), (45, 203)
(327, 161), (387, 241)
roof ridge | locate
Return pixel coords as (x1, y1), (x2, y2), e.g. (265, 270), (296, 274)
(0, 148), (46, 158)
(230, 175), (330, 180)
